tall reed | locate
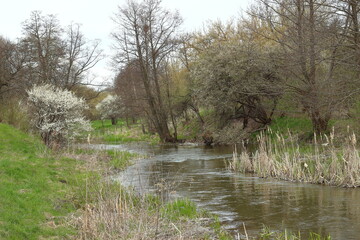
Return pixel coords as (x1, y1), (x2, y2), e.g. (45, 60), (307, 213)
(230, 128), (360, 187)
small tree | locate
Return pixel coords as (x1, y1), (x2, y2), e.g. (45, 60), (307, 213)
(96, 95), (124, 125)
(27, 84), (91, 147)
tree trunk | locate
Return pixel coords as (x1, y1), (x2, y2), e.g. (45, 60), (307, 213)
(141, 124), (147, 134)
(157, 112), (175, 142)
(189, 104), (204, 124)
(111, 118), (117, 125)
(311, 110), (329, 135)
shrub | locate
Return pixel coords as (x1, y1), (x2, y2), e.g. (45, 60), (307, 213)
(96, 95), (124, 125)
(27, 84), (91, 147)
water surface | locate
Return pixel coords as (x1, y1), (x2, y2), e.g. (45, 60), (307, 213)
(88, 143), (360, 239)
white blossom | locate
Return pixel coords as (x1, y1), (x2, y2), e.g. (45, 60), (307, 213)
(27, 84), (92, 146)
(96, 95), (124, 120)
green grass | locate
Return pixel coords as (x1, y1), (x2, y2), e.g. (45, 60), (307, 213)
(177, 118), (203, 141)
(72, 147), (142, 170)
(91, 119), (125, 130)
(269, 116), (313, 135)
(0, 123), (229, 239)
(161, 198), (199, 221)
(209, 216), (233, 240)
(91, 119), (160, 144)
(160, 198), (232, 239)
(107, 150), (141, 170)
(0, 123), (85, 239)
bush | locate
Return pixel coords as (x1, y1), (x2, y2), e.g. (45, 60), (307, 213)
(96, 95), (124, 125)
(27, 84), (91, 147)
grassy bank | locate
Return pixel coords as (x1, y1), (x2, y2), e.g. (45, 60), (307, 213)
(0, 123), (81, 239)
(0, 123), (230, 239)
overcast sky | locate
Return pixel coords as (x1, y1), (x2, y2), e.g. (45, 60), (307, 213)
(1, 0), (250, 85)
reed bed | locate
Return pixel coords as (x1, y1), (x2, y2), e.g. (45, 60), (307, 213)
(230, 128), (360, 187)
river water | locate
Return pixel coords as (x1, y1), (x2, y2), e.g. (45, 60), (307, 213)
(86, 143), (360, 239)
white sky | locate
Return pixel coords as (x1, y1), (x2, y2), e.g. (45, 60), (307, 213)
(0, 0), (250, 86)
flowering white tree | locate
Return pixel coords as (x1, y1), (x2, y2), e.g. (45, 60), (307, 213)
(27, 84), (92, 147)
(96, 95), (124, 125)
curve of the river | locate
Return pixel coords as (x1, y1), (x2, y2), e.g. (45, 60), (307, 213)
(84, 143), (360, 239)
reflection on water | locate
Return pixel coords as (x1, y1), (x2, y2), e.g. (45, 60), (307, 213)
(91, 143), (360, 239)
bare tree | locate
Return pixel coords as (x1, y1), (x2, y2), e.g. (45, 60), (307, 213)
(20, 11), (103, 89)
(248, 0), (348, 134)
(332, 1), (360, 74)
(20, 11), (64, 86)
(62, 23), (103, 89)
(114, 60), (148, 124)
(112, 0), (183, 142)
(0, 36), (26, 98)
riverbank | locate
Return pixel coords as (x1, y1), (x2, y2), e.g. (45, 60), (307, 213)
(92, 119), (360, 188)
(0, 123), (79, 238)
(230, 127), (360, 188)
(0, 123), (229, 239)
(1, 121), (337, 239)
(90, 120), (160, 144)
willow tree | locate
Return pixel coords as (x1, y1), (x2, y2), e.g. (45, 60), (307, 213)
(112, 0), (182, 142)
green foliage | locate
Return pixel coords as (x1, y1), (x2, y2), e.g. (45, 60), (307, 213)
(161, 198), (199, 221)
(91, 119), (125, 130)
(209, 216), (233, 240)
(72, 86), (108, 120)
(269, 116), (313, 135)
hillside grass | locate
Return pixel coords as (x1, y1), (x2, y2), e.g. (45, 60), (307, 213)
(0, 123), (82, 239)
(0, 123), (154, 239)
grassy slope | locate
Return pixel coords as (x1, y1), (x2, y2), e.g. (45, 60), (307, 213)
(0, 123), (227, 239)
(0, 123), (81, 239)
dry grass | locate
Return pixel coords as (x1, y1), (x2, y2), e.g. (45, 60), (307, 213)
(230, 128), (360, 187)
(64, 148), (219, 240)
(69, 181), (216, 239)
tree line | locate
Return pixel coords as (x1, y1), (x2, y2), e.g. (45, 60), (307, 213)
(1, 0), (360, 144)
(111, 0), (360, 143)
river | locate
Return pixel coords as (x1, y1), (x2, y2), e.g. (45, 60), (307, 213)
(85, 143), (360, 239)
